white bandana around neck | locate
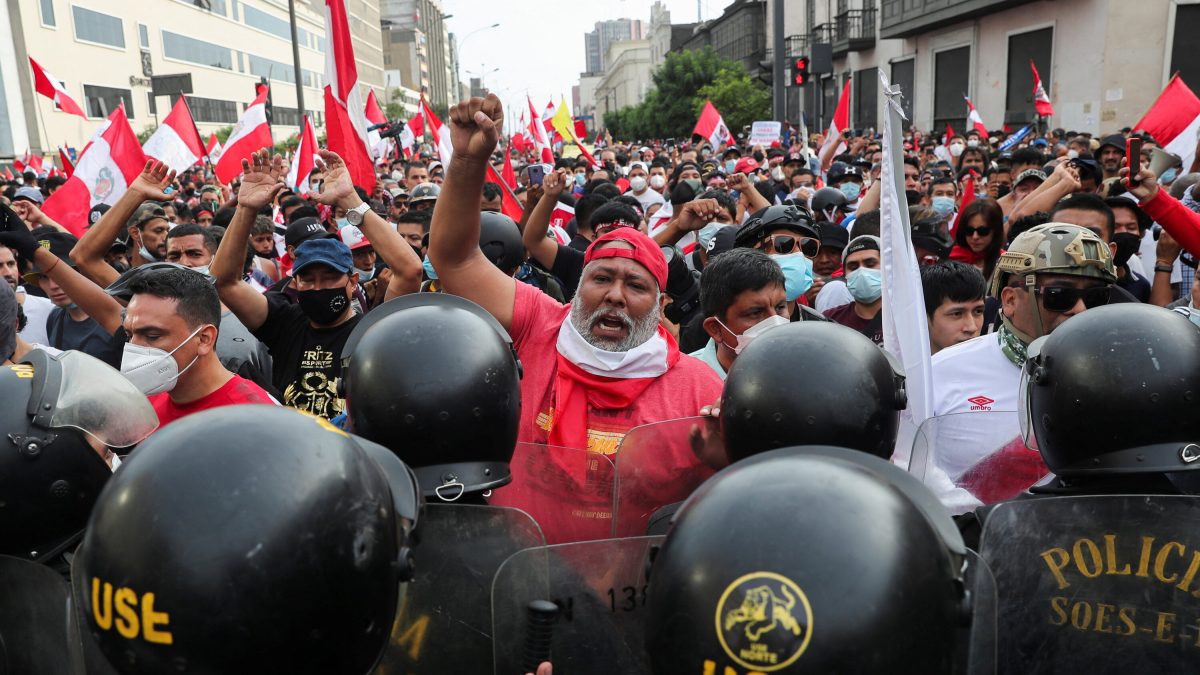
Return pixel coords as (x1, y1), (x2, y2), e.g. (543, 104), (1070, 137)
(556, 317), (670, 379)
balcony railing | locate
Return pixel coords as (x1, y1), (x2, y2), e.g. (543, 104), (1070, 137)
(832, 9), (876, 57)
(881, 0), (1036, 39)
(785, 34), (809, 58)
(810, 23), (834, 46)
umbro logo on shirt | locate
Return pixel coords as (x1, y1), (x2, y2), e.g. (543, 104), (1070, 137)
(967, 395), (994, 411)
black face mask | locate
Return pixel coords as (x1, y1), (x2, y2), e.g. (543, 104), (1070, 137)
(994, 185), (1011, 199)
(296, 286), (350, 325)
(254, 249), (277, 259)
(1112, 232), (1142, 267)
(905, 189), (923, 204)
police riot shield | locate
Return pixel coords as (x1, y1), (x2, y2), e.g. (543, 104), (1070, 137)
(491, 536), (662, 675)
(0, 555), (82, 674)
(963, 549), (998, 675)
(909, 412), (1049, 515)
(612, 417), (718, 538)
(374, 504), (545, 675)
(979, 495), (1200, 674)
(487, 442), (616, 544)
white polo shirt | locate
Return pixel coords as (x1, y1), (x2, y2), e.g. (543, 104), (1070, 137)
(931, 332), (1021, 417)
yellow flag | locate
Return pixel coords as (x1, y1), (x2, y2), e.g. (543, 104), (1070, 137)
(551, 101), (577, 143)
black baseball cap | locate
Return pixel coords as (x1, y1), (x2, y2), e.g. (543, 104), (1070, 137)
(284, 217), (336, 249)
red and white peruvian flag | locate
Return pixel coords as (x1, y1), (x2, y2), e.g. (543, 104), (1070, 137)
(286, 115), (320, 195)
(542, 100), (555, 132)
(205, 133), (223, 162)
(965, 97), (988, 136)
(142, 96), (207, 173)
(527, 96), (554, 164)
(422, 97), (454, 165)
(29, 57), (86, 118)
(323, 0), (375, 190)
(42, 106), (145, 236)
(58, 147), (74, 178)
(819, 79), (852, 159)
(1134, 75), (1200, 176)
(364, 90), (393, 160)
(548, 200), (574, 245)
(692, 100), (733, 149)
(214, 87), (274, 184)
(1031, 61), (1055, 117)
(399, 112), (423, 158)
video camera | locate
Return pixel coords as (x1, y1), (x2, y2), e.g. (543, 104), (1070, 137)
(367, 120), (407, 141)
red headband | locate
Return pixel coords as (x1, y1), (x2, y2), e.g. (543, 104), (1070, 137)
(583, 228), (668, 290)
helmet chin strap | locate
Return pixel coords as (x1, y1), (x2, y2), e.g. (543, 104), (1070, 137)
(1025, 273), (1046, 340)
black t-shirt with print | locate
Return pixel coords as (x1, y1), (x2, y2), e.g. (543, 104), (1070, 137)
(251, 291), (360, 419)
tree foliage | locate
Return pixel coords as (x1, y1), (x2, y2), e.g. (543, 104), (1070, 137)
(602, 47), (770, 143)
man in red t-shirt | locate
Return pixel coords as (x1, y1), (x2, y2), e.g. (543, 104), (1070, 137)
(121, 267), (274, 427)
(428, 96), (723, 541)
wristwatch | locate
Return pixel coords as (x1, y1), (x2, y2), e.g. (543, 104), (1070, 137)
(345, 202), (371, 226)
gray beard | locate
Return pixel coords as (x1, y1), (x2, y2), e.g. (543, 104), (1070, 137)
(568, 299), (661, 352)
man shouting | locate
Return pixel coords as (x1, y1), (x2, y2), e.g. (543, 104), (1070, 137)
(428, 95), (721, 453)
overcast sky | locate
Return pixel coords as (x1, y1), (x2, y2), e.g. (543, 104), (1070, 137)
(444, 0), (724, 116)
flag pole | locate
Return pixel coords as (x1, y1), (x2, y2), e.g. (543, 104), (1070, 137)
(33, 96), (51, 160)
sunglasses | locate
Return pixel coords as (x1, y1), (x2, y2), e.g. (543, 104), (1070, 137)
(964, 226), (992, 237)
(761, 234), (820, 258)
(1036, 285), (1111, 313)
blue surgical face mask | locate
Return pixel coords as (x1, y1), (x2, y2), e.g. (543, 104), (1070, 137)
(697, 222), (726, 250)
(772, 252), (814, 301)
(840, 182), (862, 202)
(574, 173), (586, 187)
(725, 160), (737, 173)
(1161, 167), (1179, 184)
(422, 255), (437, 280)
(930, 196), (956, 220)
(846, 267), (883, 303)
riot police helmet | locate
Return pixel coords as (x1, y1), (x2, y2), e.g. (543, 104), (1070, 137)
(341, 293), (522, 502)
(72, 405), (420, 675)
(479, 210), (525, 274)
(0, 349), (158, 561)
(1021, 303), (1200, 477)
(810, 186), (849, 216)
(645, 447), (969, 674)
(721, 321), (907, 462)
(733, 204), (819, 248)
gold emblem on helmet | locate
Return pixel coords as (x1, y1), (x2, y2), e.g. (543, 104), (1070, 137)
(714, 571), (813, 671)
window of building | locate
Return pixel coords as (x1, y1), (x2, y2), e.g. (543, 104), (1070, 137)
(1006, 27), (1053, 126)
(83, 84), (133, 118)
(821, 76), (838, 132)
(162, 30), (233, 70)
(933, 46), (970, 135)
(890, 58), (914, 129)
(40, 0), (56, 27)
(72, 5), (125, 49)
(148, 92), (157, 116)
(273, 106), (301, 127)
(853, 67), (878, 131)
(185, 95), (238, 124)
(230, 0), (239, 21)
(248, 54), (297, 85)
(138, 23), (149, 49)
(244, 5), (290, 40)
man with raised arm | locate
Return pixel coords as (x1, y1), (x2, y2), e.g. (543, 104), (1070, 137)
(427, 95), (722, 454)
(210, 150), (422, 418)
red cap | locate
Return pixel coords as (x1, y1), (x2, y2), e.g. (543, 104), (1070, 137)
(734, 157), (759, 174)
(583, 228), (668, 290)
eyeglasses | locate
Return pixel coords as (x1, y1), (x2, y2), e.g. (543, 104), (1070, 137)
(760, 234), (820, 258)
(1036, 285), (1111, 312)
(964, 226), (992, 237)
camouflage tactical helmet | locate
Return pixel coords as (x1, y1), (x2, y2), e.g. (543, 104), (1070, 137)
(992, 222), (1117, 340)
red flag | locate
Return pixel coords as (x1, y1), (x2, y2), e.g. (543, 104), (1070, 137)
(12, 158), (25, 175)
(528, 96), (554, 164)
(548, 201), (573, 245)
(1134, 74), (1200, 175)
(500, 144), (517, 190)
(363, 90), (393, 161)
(205, 132), (223, 163)
(142, 96), (207, 172)
(950, 173), (975, 238)
(43, 106), (146, 236)
(28, 155), (43, 174)
(1002, 123), (1012, 134)
(965, 97), (988, 136)
(399, 113), (423, 158)
(323, 0), (375, 191)
(485, 163), (523, 221)
(819, 79), (852, 158)
(1031, 61), (1055, 117)
(421, 97), (455, 165)
(286, 115), (320, 195)
(29, 57), (86, 118)
(364, 89), (386, 125)
(510, 132), (528, 154)
(692, 100), (733, 148)
(944, 123), (956, 146)
(58, 147), (74, 178)
(214, 87), (273, 184)
(573, 119), (588, 142)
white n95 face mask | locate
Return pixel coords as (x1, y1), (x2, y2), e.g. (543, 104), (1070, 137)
(120, 325), (205, 395)
(717, 314), (790, 355)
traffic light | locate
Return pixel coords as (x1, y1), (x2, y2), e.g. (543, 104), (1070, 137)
(793, 57), (811, 86)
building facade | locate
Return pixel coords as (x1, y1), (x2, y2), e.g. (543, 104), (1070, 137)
(379, 0), (453, 110)
(675, 0), (768, 80)
(583, 18), (646, 75)
(790, 0), (1195, 137)
(593, 40), (653, 131)
(0, 0), (385, 157)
